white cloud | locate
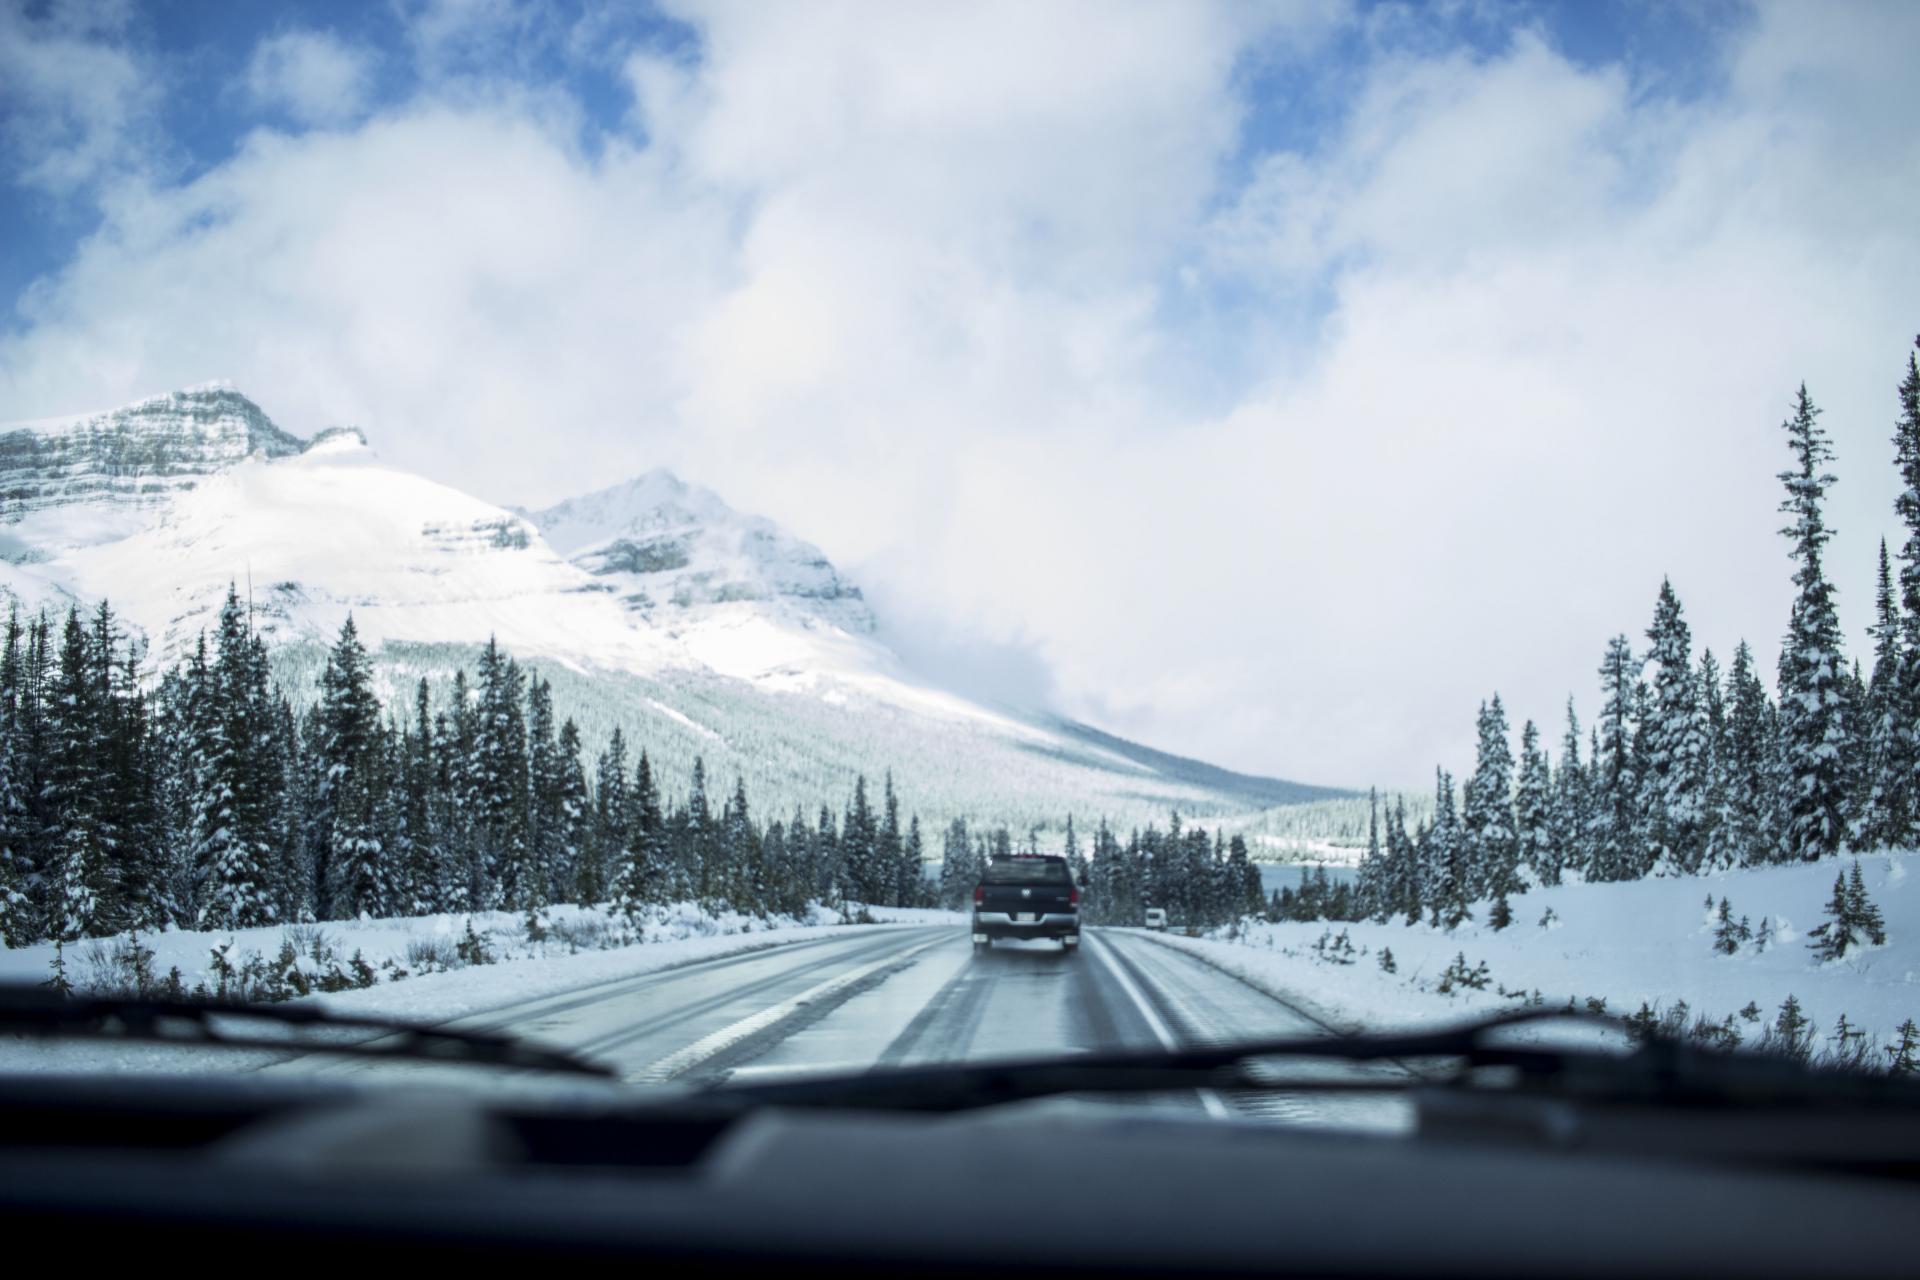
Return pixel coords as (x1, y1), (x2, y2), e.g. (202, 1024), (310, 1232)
(2, 0), (1916, 788)
(245, 30), (378, 128)
(0, 0), (153, 194)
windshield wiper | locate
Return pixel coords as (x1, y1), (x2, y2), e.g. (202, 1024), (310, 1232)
(0, 984), (614, 1080)
(704, 1009), (1920, 1115)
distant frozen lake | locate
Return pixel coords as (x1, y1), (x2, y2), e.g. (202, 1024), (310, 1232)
(1257, 862), (1358, 894)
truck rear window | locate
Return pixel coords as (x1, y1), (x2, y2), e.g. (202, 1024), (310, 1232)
(984, 859), (1071, 885)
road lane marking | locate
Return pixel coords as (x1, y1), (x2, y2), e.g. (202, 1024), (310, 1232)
(1089, 931), (1232, 1119)
(631, 934), (949, 1084)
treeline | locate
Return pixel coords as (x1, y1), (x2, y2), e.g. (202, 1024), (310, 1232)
(1354, 345), (1920, 927)
(0, 596), (953, 947)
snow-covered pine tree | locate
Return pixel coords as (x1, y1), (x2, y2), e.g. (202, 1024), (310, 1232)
(1855, 540), (1909, 849)
(551, 719), (588, 903)
(1893, 344), (1920, 851)
(841, 774), (876, 907)
(1588, 636), (1641, 881)
(1696, 648), (1736, 871)
(1462, 696), (1517, 899)
(472, 639), (531, 910)
(722, 775), (757, 910)
(399, 680), (440, 914)
(45, 609), (110, 939)
(879, 772), (905, 908)
(1719, 642), (1776, 865)
(1888, 1019), (1920, 1076)
(1641, 580), (1710, 874)
(585, 729), (628, 905)
(1773, 994), (1811, 1061)
(607, 744), (658, 913)
(1356, 788), (1387, 920)
(195, 587), (279, 929)
(1775, 385), (1852, 861)
(686, 754), (714, 899)
(1549, 699), (1589, 881)
(939, 816), (970, 909)
(1513, 720), (1553, 886)
(524, 676), (568, 911)
(1387, 796), (1419, 922)
(0, 615), (29, 947)
(1425, 769), (1469, 928)
(316, 615), (381, 917)
(905, 815), (927, 909)
(1712, 898), (1742, 955)
(1805, 861), (1883, 961)
(1845, 858), (1887, 946)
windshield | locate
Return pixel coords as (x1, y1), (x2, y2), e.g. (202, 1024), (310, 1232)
(0, 2), (1913, 1154)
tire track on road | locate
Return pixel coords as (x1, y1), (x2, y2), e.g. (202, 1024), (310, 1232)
(633, 933), (951, 1084)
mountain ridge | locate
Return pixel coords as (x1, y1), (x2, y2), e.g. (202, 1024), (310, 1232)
(0, 384), (1348, 830)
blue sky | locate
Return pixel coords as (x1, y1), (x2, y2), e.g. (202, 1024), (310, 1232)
(1, 1), (1916, 787)
(2, 1), (1748, 336)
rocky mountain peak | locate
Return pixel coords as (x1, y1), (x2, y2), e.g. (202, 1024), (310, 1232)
(527, 469), (873, 633)
(0, 383), (309, 526)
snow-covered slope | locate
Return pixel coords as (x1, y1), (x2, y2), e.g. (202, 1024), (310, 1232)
(0, 385), (1346, 828)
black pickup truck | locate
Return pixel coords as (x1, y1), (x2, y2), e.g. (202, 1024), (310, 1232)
(971, 855), (1079, 951)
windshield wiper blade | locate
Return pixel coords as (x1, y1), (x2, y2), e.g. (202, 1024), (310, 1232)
(703, 1009), (1920, 1114)
(0, 984), (615, 1080)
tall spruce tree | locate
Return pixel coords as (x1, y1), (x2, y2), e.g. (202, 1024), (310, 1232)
(316, 616), (381, 916)
(44, 610), (110, 939)
(1892, 344), (1920, 849)
(1462, 696), (1516, 898)
(1589, 635), (1641, 881)
(1775, 385), (1851, 860)
(1550, 699), (1589, 881)
(472, 639), (531, 909)
(195, 587), (279, 928)
(1513, 719), (1553, 885)
(1641, 580), (1710, 874)
(1856, 540), (1909, 848)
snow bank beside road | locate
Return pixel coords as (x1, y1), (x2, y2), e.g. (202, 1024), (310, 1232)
(1153, 852), (1920, 1052)
(0, 901), (961, 1019)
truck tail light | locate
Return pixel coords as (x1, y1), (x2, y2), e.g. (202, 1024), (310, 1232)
(973, 886), (984, 907)
(1070, 888), (1080, 907)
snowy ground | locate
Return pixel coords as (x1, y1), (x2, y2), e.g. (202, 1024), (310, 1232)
(0, 901), (961, 1055)
(1151, 851), (1919, 1059)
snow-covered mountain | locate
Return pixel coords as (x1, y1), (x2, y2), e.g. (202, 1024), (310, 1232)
(0, 385), (1345, 830)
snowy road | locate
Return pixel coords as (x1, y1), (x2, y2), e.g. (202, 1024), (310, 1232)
(274, 926), (1409, 1127)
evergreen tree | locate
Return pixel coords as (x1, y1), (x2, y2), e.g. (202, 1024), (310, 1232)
(195, 587), (279, 929)
(1513, 720), (1553, 886)
(1355, 788), (1387, 920)
(584, 729), (629, 905)
(44, 610), (110, 939)
(1775, 385), (1851, 860)
(610, 746), (660, 915)
(1856, 540), (1909, 848)
(1549, 699), (1588, 882)
(1588, 636), (1641, 881)
(472, 638), (530, 909)
(1887, 1019), (1920, 1077)
(524, 676), (567, 910)
(1846, 858), (1887, 946)
(939, 816), (972, 909)
(1462, 696), (1516, 898)
(1892, 345), (1920, 850)
(318, 621), (385, 921)
(316, 615), (381, 917)
(1424, 769), (1469, 928)
(1641, 580), (1710, 873)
